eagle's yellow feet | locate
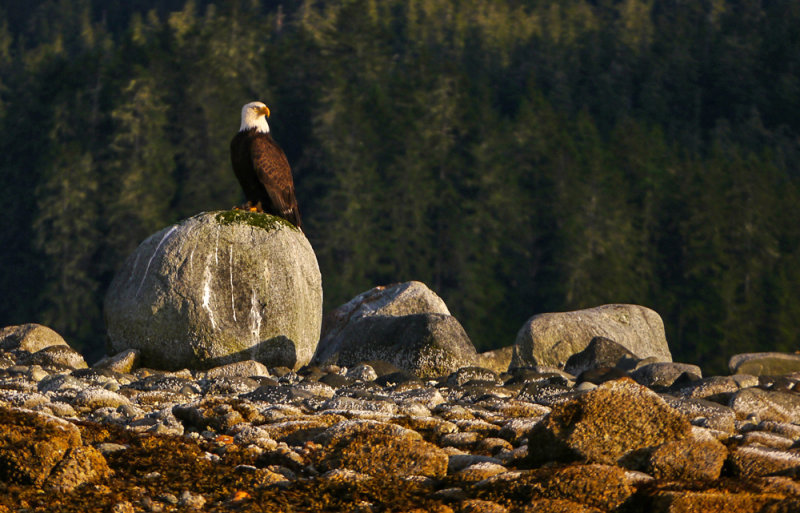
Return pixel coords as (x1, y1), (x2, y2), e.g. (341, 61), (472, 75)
(234, 201), (256, 211)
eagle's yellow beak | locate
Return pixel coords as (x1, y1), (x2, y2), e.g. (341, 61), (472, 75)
(260, 105), (270, 118)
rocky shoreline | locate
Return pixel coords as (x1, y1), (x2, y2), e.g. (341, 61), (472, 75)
(1, 325), (800, 512)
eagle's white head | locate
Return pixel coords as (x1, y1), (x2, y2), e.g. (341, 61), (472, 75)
(240, 101), (270, 133)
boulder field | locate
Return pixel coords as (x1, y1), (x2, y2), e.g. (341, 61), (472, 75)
(1, 321), (800, 511)
(3, 212), (798, 510)
(101, 212), (675, 378)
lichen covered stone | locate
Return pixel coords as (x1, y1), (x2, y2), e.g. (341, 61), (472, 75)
(0, 407), (82, 486)
(647, 439), (727, 481)
(527, 378), (691, 468)
(313, 420), (449, 478)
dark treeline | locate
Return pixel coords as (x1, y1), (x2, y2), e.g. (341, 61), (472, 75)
(1, 0), (799, 373)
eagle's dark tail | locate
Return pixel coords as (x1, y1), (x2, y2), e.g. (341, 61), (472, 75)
(285, 207), (302, 231)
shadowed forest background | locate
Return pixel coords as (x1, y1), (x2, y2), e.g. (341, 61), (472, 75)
(1, 0), (799, 374)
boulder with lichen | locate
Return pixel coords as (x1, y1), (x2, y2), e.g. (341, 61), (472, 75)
(104, 211), (322, 371)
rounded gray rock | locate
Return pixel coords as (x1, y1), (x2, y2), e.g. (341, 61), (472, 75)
(104, 211), (322, 370)
(511, 304), (672, 370)
(631, 362), (702, 388)
(26, 346), (87, 370)
(317, 281), (450, 353)
(729, 352), (800, 376)
(0, 324), (68, 353)
(315, 313), (478, 379)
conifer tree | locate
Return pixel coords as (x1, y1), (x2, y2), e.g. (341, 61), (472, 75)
(104, 76), (178, 264)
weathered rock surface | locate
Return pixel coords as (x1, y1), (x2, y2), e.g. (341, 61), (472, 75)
(24, 345), (88, 369)
(631, 362), (703, 388)
(1, 323), (800, 512)
(447, 367), (501, 387)
(92, 349), (140, 374)
(314, 282), (476, 377)
(477, 346), (514, 374)
(647, 438), (727, 481)
(319, 281), (450, 343)
(729, 388), (800, 424)
(518, 499), (603, 513)
(46, 445), (112, 492)
(563, 336), (639, 376)
(0, 324), (68, 353)
(663, 396), (737, 433)
(729, 352), (800, 376)
(203, 359), (270, 379)
(675, 374), (757, 399)
(729, 445), (800, 478)
(511, 304), (672, 370)
(313, 420), (449, 478)
(0, 408), (82, 486)
(646, 490), (787, 513)
(527, 378), (691, 467)
(534, 464), (637, 511)
(104, 211), (322, 371)
(458, 498), (508, 513)
(315, 313), (478, 378)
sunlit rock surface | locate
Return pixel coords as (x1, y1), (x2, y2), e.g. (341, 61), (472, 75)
(512, 304), (672, 370)
(104, 211), (322, 370)
(0, 324), (68, 353)
(314, 282), (478, 378)
(729, 352), (800, 376)
(2, 329), (800, 511)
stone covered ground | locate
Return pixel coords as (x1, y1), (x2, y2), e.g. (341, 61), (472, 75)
(2, 327), (800, 512)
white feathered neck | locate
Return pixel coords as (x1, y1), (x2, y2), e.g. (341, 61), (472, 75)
(239, 101), (270, 133)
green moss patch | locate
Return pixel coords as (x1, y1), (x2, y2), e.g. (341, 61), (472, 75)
(214, 210), (297, 231)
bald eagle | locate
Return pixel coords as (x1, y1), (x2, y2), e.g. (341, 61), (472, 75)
(230, 101), (302, 229)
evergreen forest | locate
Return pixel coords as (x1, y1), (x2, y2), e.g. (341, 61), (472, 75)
(1, 0), (799, 374)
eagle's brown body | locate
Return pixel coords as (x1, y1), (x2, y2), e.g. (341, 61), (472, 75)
(230, 127), (302, 229)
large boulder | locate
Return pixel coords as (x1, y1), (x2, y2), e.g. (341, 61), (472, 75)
(316, 313), (478, 378)
(319, 281), (450, 344)
(527, 378), (691, 468)
(0, 324), (68, 353)
(104, 211), (322, 370)
(314, 282), (477, 378)
(729, 352), (800, 376)
(511, 304), (672, 370)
